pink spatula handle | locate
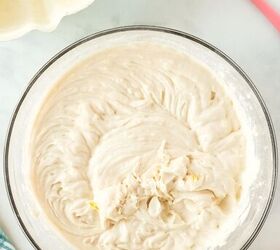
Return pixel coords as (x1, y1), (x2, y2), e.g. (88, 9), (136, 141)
(251, 0), (280, 32)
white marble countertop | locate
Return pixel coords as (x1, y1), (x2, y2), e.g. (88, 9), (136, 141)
(0, 0), (279, 249)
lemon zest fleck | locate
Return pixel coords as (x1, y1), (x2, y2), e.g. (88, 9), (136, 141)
(187, 173), (199, 182)
(192, 174), (199, 182)
(89, 200), (99, 211)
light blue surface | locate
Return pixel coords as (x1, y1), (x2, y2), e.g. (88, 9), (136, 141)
(0, 230), (15, 250)
(0, 0), (279, 249)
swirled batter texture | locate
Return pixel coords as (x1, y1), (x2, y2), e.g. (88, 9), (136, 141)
(31, 43), (245, 250)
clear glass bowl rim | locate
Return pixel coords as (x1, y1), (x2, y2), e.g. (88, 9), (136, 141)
(3, 25), (278, 250)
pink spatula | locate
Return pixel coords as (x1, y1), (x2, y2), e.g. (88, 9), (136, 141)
(251, 0), (280, 32)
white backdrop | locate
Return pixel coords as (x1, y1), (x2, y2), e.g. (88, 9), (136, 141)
(0, 0), (279, 249)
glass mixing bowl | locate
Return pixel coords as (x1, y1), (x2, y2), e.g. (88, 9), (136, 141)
(4, 26), (278, 250)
